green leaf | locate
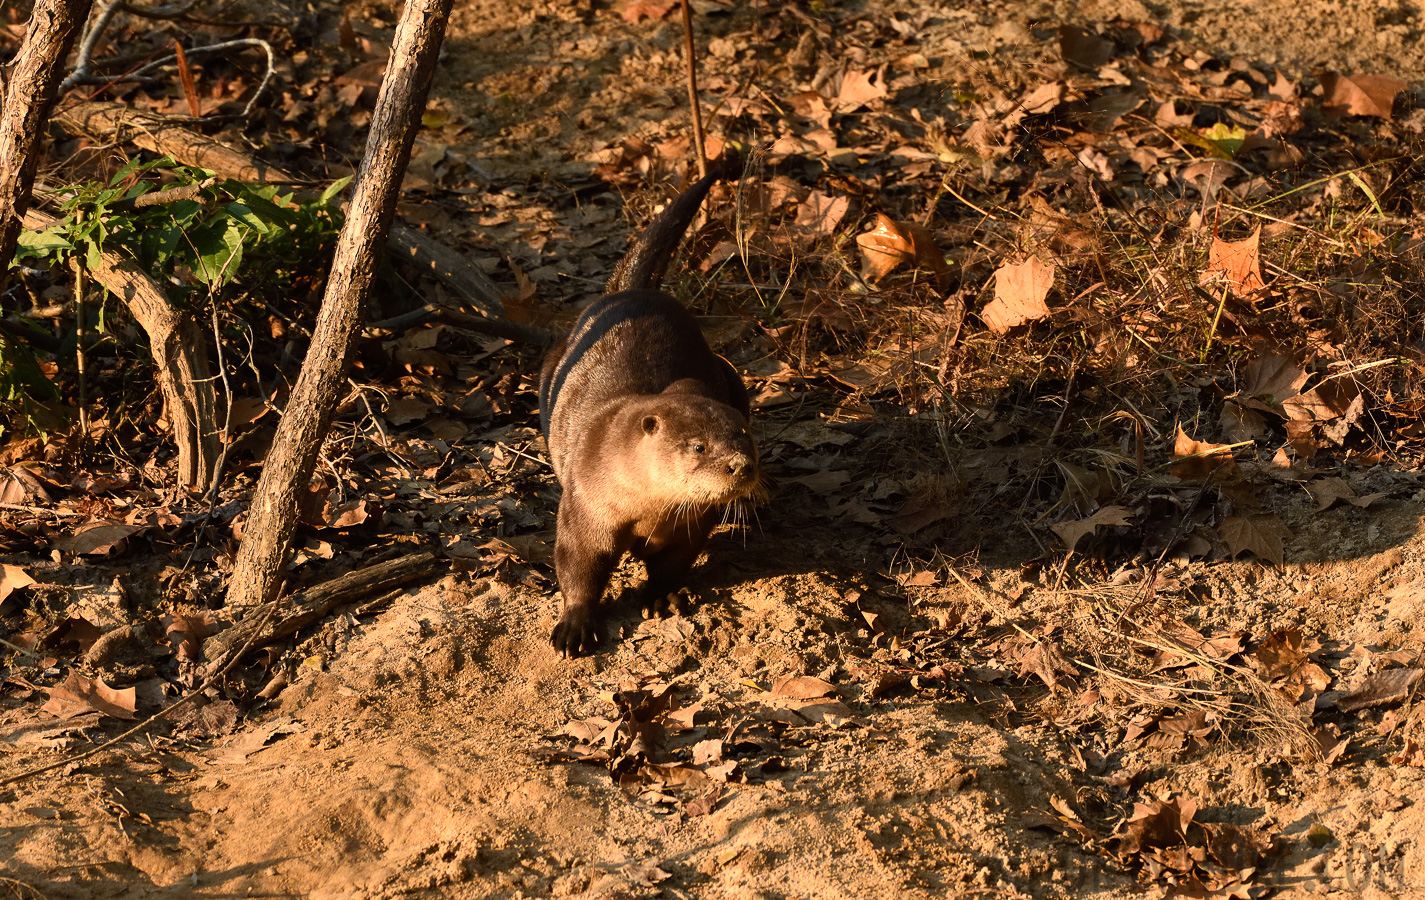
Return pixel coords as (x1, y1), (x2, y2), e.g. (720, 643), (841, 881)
(1199, 122), (1247, 157)
(85, 238), (103, 272)
(162, 198), (204, 227)
(319, 176), (353, 205)
(15, 227), (73, 256)
(221, 201), (273, 234)
(191, 220), (245, 285)
(231, 190), (299, 227)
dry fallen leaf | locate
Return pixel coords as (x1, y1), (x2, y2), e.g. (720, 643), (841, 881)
(1240, 354), (1308, 404)
(57, 521), (144, 555)
(795, 192), (850, 235)
(210, 716), (305, 764)
(1321, 72), (1407, 118)
(771, 675), (837, 700)
(836, 67), (888, 111)
(42, 672), (137, 721)
(1050, 505), (1132, 551)
(622, 861), (673, 886)
(1219, 514), (1291, 566)
(855, 213), (948, 284)
(618, 0), (677, 23)
(982, 256), (1054, 333)
(1307, 477), (1385, 511)
(1202, 227), (1266, 297)
(1171, 428), (1242, 482)
(0, 564), (35, 605)
(1337, 668), (1423, 712)
(1058, 24), (1113, 70)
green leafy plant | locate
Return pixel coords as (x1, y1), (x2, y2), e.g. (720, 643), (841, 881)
(3, 157), (349, 436)
(17, 156), (348, 292)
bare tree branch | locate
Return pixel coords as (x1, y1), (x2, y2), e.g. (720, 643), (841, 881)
(223, 0), (454, 612)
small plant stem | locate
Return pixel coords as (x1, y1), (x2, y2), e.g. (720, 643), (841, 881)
(71, 255), (90, 441)
(680, 0), (707, 176)
(1200, 283), (1228, 364)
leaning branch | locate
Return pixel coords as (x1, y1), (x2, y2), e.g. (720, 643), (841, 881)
(223, 0), (454, 612)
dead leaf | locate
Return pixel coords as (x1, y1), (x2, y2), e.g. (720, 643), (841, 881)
(1321, 72), (1406, 118)
(57, 521), (143, 555)
(1337, 668), (1422, 712)
(324, 498), (369, 529)
(1115, 797), (1197, 860)
(982, 256), (1054, 333)
(210, 716), (305, 764)
(1308, 477), (1384, 511)
(42, 672), (137, 720)
(1017, 81), (1064, 116)
(384, 396), (432, 425)
(1050, 505), (1132, 551)
(1202, 227), (1265, 297)
(790, 700), (855, 726)
(1219, 401), (1268, 443)
(787, 470), (851, 494)
(1311, 724), (1349, 765)
(0, 564), (35, 604)
(836, 67), (887, 111)
(1240, 355), (1308, 403)
(771, 675), (836, 700)
(622, 861), (672, 886)
(1171, 429), (1241, 482)
(1283, 380), (1363, 445)
(1219, 514), (1290, 566)
(888, 488), (957, 534)
(855, 213), (948, 284)
(618, 0), (677, 23)
(795, 192), (850, 235)
(1058, 24), (1113, 70)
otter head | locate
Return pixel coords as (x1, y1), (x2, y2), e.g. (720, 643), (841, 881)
(635, 396), (758, 506)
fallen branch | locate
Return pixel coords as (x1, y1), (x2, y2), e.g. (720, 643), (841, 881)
(203, 549), (438, 677)
(367, 302), (552, 347)
(0, 588), (282, 788)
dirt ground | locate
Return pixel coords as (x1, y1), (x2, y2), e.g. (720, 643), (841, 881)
(4, 0), (1425, 898)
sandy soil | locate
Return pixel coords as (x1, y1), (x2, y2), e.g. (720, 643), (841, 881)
(3, 1), (1425, 898)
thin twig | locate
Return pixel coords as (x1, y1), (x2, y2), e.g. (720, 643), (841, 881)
(70, 255), (89, 442)
(679, 0), (707, 177)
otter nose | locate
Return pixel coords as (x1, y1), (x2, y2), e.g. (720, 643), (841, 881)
(726, 454), (752, 478)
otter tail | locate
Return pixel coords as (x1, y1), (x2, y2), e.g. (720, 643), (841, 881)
(604, 154), (735, 295)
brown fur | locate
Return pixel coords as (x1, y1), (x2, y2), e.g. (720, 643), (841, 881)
(540, 289), (757, 657)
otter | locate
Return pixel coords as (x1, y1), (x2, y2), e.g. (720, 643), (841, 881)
(539, 161), (758, 658)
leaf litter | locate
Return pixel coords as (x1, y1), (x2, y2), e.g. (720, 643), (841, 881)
(2, 0), (1425, 897)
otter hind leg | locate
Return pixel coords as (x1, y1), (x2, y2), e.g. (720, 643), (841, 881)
(637, 510), (717, 619)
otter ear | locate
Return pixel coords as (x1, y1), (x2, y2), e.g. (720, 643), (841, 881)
(641, 415), (659, 435)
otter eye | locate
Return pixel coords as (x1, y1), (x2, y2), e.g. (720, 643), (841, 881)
(692, 442), (706, 454)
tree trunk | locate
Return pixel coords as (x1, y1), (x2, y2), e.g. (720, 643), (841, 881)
(223, 0), (453, 612)
(0, 0), (94, 297)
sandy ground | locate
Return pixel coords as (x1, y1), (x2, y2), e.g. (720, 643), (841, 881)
(3, 1), (1425, 898)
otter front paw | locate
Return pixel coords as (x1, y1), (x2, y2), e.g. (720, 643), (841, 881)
(552, 604), (603, 658)
(641, 586), (694, 620)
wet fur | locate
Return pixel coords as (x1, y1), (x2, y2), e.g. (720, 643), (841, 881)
(540, 165), (757, 657)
